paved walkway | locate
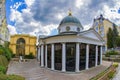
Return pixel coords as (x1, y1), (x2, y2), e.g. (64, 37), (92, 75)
(112, 64), (120, 80)
(7, 59), (111, 80)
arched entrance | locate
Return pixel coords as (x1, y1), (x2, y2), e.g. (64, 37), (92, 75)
(16, 38), (25, 56)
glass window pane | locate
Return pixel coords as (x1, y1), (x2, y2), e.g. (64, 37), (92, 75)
(66, 43), (76, 71)
(54, 43), (62, 70)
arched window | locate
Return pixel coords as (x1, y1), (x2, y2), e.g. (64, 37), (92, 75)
(16, 38), (25, 56)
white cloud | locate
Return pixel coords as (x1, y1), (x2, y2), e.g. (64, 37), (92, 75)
(7, 25), (17, 35)
(56, 13), (65, 20)
(9, 0), (58, 36)
(75, 0), (91, 9)
(24, 0), (35, 7)
(102, 2), (120, 25)
(8, 0), (120, 36)
(84, 24), (91, 30)
(75, 0), (84, 9)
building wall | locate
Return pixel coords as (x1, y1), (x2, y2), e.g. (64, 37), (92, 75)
(93, 15), (119, 50)
(9, 34), (37, 56)
(0, 0), (10, 46)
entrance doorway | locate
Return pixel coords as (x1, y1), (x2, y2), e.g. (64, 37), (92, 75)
(16, 38), (25, 56)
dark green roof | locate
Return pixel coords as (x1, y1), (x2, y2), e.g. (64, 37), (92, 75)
(59, 15), (81, 25)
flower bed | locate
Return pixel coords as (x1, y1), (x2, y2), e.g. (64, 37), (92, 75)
(90, 62), (118, 80)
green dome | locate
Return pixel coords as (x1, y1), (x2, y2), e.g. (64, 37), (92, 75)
(59, 15), (81, 25)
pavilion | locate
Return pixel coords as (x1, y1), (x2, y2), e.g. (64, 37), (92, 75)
(37, 11), (104, 72)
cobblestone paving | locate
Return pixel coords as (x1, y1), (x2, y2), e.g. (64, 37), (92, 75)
(112, 64), (120, 80)
(7, 59), (111, 80)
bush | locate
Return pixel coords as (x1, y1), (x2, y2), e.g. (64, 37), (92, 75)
(11, 54), (15, 58)
(7, 74), (25, 80)
(4, 48), (12, 61)
(24, 52), (34, 59)
(0, 46), (12, 61)
(108, 71), (115, 79)
(0, 73), (7, 80)
(105, 50), (118, 57)
(0, 66), (6, 74)
(113, 62), (119, 68)
(0, 73), (25, 80)
(0, 55), (8, 67)
(0, 48), (4, 55)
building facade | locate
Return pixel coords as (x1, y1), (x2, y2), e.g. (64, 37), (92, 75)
(9, 34), (37, 56)
(0, 0), (10, 46)
(92, 14), (119, 50)
(37, 12), (104, 72)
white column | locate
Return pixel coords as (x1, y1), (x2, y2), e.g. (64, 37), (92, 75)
(41, 45), (44, 67)
(51, 44), (54, 70)
(86, 44), (89, 70)
(62, 43), (66, 72)
(45, 45), (47, 68)
(76, 43), (80, 72)
(38, 46), (40, 61)
(100, 46), (102, 65)
(95, 45), (98, 66)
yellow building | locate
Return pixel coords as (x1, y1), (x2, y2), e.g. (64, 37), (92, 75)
(9, 34), (37, 56)
(93, 14), (119, 50)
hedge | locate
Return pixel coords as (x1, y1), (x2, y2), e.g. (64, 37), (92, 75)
(90, 63), (118, 80)
(0, 73), (25, 80)
(0, 55), (8, 67)
(0, 66), (6, 74)
(0, 46), (12, 61)
(24, 52), (35, 59)
(105, 50), (118, 57)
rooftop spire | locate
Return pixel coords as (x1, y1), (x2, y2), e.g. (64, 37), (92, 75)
(68, 8), (72, 16)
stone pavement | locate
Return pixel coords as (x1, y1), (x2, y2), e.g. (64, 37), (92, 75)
(7, 59), (111, 80)
(112, 64), (120, 80)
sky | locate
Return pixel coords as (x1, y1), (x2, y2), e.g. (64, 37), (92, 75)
(6, 0), (120, 36)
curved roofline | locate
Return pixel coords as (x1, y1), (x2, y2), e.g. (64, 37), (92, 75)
(59, 15), (81, 25)
(58, 22), (83, 29)
(58, 15), (83, 29)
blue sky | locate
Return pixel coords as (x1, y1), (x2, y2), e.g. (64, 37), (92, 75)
(6, 0), (120, 36)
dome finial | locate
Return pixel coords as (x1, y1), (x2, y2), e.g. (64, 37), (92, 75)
(68, 8), (72, 16)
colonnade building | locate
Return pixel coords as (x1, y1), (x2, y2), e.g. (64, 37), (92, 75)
(37, 12), (104, 72)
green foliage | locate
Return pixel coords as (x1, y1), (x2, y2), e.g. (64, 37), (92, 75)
(4, 48), (12, 61)
(0, 73), (7, 80)
(107, 25), (119, 49)
(0, 48), (4, 55)
(108, 71), (115, 79)
(4, 41), (10, 48)
(90, 63), (117, 80)
(0, 46), (13, 61)
(0, 66), (6, 74)
(105, 50), (118, 57)
(24, 52), (34, 59)
(116, 36), (120, 47)
(107, 28), (114, 48)
(7, 74), (25, 80)
(0, 73), (25, 80)
(11, 54), (15, 58)
(0, 55), (8, 67)
(113, 62), (119, 68)
(113, 23), (119, 37)
(113, 24), (119, 48)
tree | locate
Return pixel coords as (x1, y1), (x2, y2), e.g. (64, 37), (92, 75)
(107, 23), (119, 49)
(116, 36), (120, 47)
(112, 23), (119, 48)
(107, 28), (114, 49)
